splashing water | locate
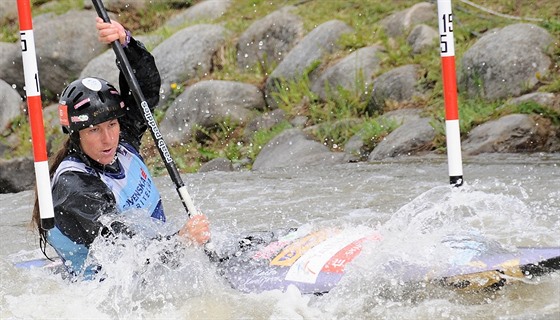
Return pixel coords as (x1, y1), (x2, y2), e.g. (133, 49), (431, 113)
(1, 157), (559, 318)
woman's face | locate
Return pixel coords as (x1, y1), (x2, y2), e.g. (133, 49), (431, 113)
(79, 119), (120, 165)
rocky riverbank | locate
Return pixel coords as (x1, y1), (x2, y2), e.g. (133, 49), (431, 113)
(0, 0), (558, 193)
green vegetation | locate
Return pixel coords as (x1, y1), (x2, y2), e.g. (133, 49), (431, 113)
(1, 0), (558, 173)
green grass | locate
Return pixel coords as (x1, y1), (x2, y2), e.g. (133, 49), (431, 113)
(2, 0), (559, 173)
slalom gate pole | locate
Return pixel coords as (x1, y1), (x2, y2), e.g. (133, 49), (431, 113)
(90, 0), (199, 218)
(17, 0), (55, 229)
(437, 0), (464, 187)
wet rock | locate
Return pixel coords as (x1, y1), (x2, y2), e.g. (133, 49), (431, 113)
(0, 79), (23, 132)
(367, 64), (426, 114)
(380, 2), (436, 38)
(161, 80), (265, 144)
(252, 129), (349, 170)
(199, 157), (234, 172)
(311, 45), (383, 102)
(236, 7), (303, 72)
(152, 24), (228, 101)
(164, 0), (232, 29)
(265, 20), (353, 108)
(459, 23), (553, 101)
(0, 157), (35, 194)
(368, 117), (434, 160)
(244, 109), (286, 139)
(407, 24), (438, 54)
(462, 114), (553, 155)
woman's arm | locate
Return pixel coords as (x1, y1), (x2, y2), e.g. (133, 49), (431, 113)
(95, 17), (162, 150)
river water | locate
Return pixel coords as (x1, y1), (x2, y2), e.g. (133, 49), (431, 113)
(1, 154), (559, 319)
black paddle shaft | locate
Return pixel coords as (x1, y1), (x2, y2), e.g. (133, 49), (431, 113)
(91, 0), (191, 216)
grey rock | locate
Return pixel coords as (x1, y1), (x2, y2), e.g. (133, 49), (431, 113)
(506, 92), (558, 112)
(160, 80), (265, 144)
(79, 35), (162, 91)
(0, 157), (35, 194)
(368, 64), (425, 114)
(311, 45), (383, 102)
(33, 10), (107, 96)
(152, 24), (228, 101)
(407, 24), (438, 54)
(0, 79), (23, 132)
(0, 42), (25, 95)
(244, 109), (286, 138)
(0, 1), (18, 22)
(84, 0), (191, 11)
(368, 117), (435, 160)
(459, 23), (553, 101)
(236, 7), (303, 72)
(79, 49), (120, 89)
(199, 157), (234, 172)
(252, 129), (348, 170)
(381, 2), (436, 38)
(265, 20), (353, 108)
(165, 0), (232, 29)
(462, 114), (552, 155)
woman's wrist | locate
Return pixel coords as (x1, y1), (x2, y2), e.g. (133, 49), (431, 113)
(121, 29), (131, 47)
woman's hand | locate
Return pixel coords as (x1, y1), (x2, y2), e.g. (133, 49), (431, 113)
(178, 214), (211, 246)
(95, 17), (128, 45)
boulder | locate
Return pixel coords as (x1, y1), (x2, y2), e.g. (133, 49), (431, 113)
(198, 157), (234, 172)
(462, 114), (552, 155)
(380, 2), (436, 38)
(0, 79), (23, 132)
(311, 45), (383, 102)
(236, 7), (303, 72)
(506, 92), (558, 113)
(368, 117), (434, 160)
(407, 24), (438, 54)
(252, 129), (348, 170)
(459, 23), (553, 101)
(160, 80), (265, 144)
(33, 10), (107, 97)
(84, 0), (192, 12)
(243, 109), (286, 139)
(0, 1), (18, 23)
(0, 42), (25, 95)
(165, 0), (232, 29)
(152, 24), (228, 101)
(0, 157), (35, 194)
(264, 20), (353, 108)
(367, 64), (425, 114)
(79, 35), (162, 92)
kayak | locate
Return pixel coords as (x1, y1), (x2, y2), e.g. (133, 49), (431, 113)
(14, 227), (560, 294)
(216, 227), (560, 294)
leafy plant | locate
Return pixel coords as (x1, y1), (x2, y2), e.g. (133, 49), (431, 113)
(500, 101), (560, 125)
(358, 116), (399, 154)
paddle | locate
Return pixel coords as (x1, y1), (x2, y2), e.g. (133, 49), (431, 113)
(90, 0), (215, 256)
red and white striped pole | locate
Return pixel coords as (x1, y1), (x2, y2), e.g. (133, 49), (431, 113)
(437, 0), (464, 187)
(17, 0), (55, 229)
